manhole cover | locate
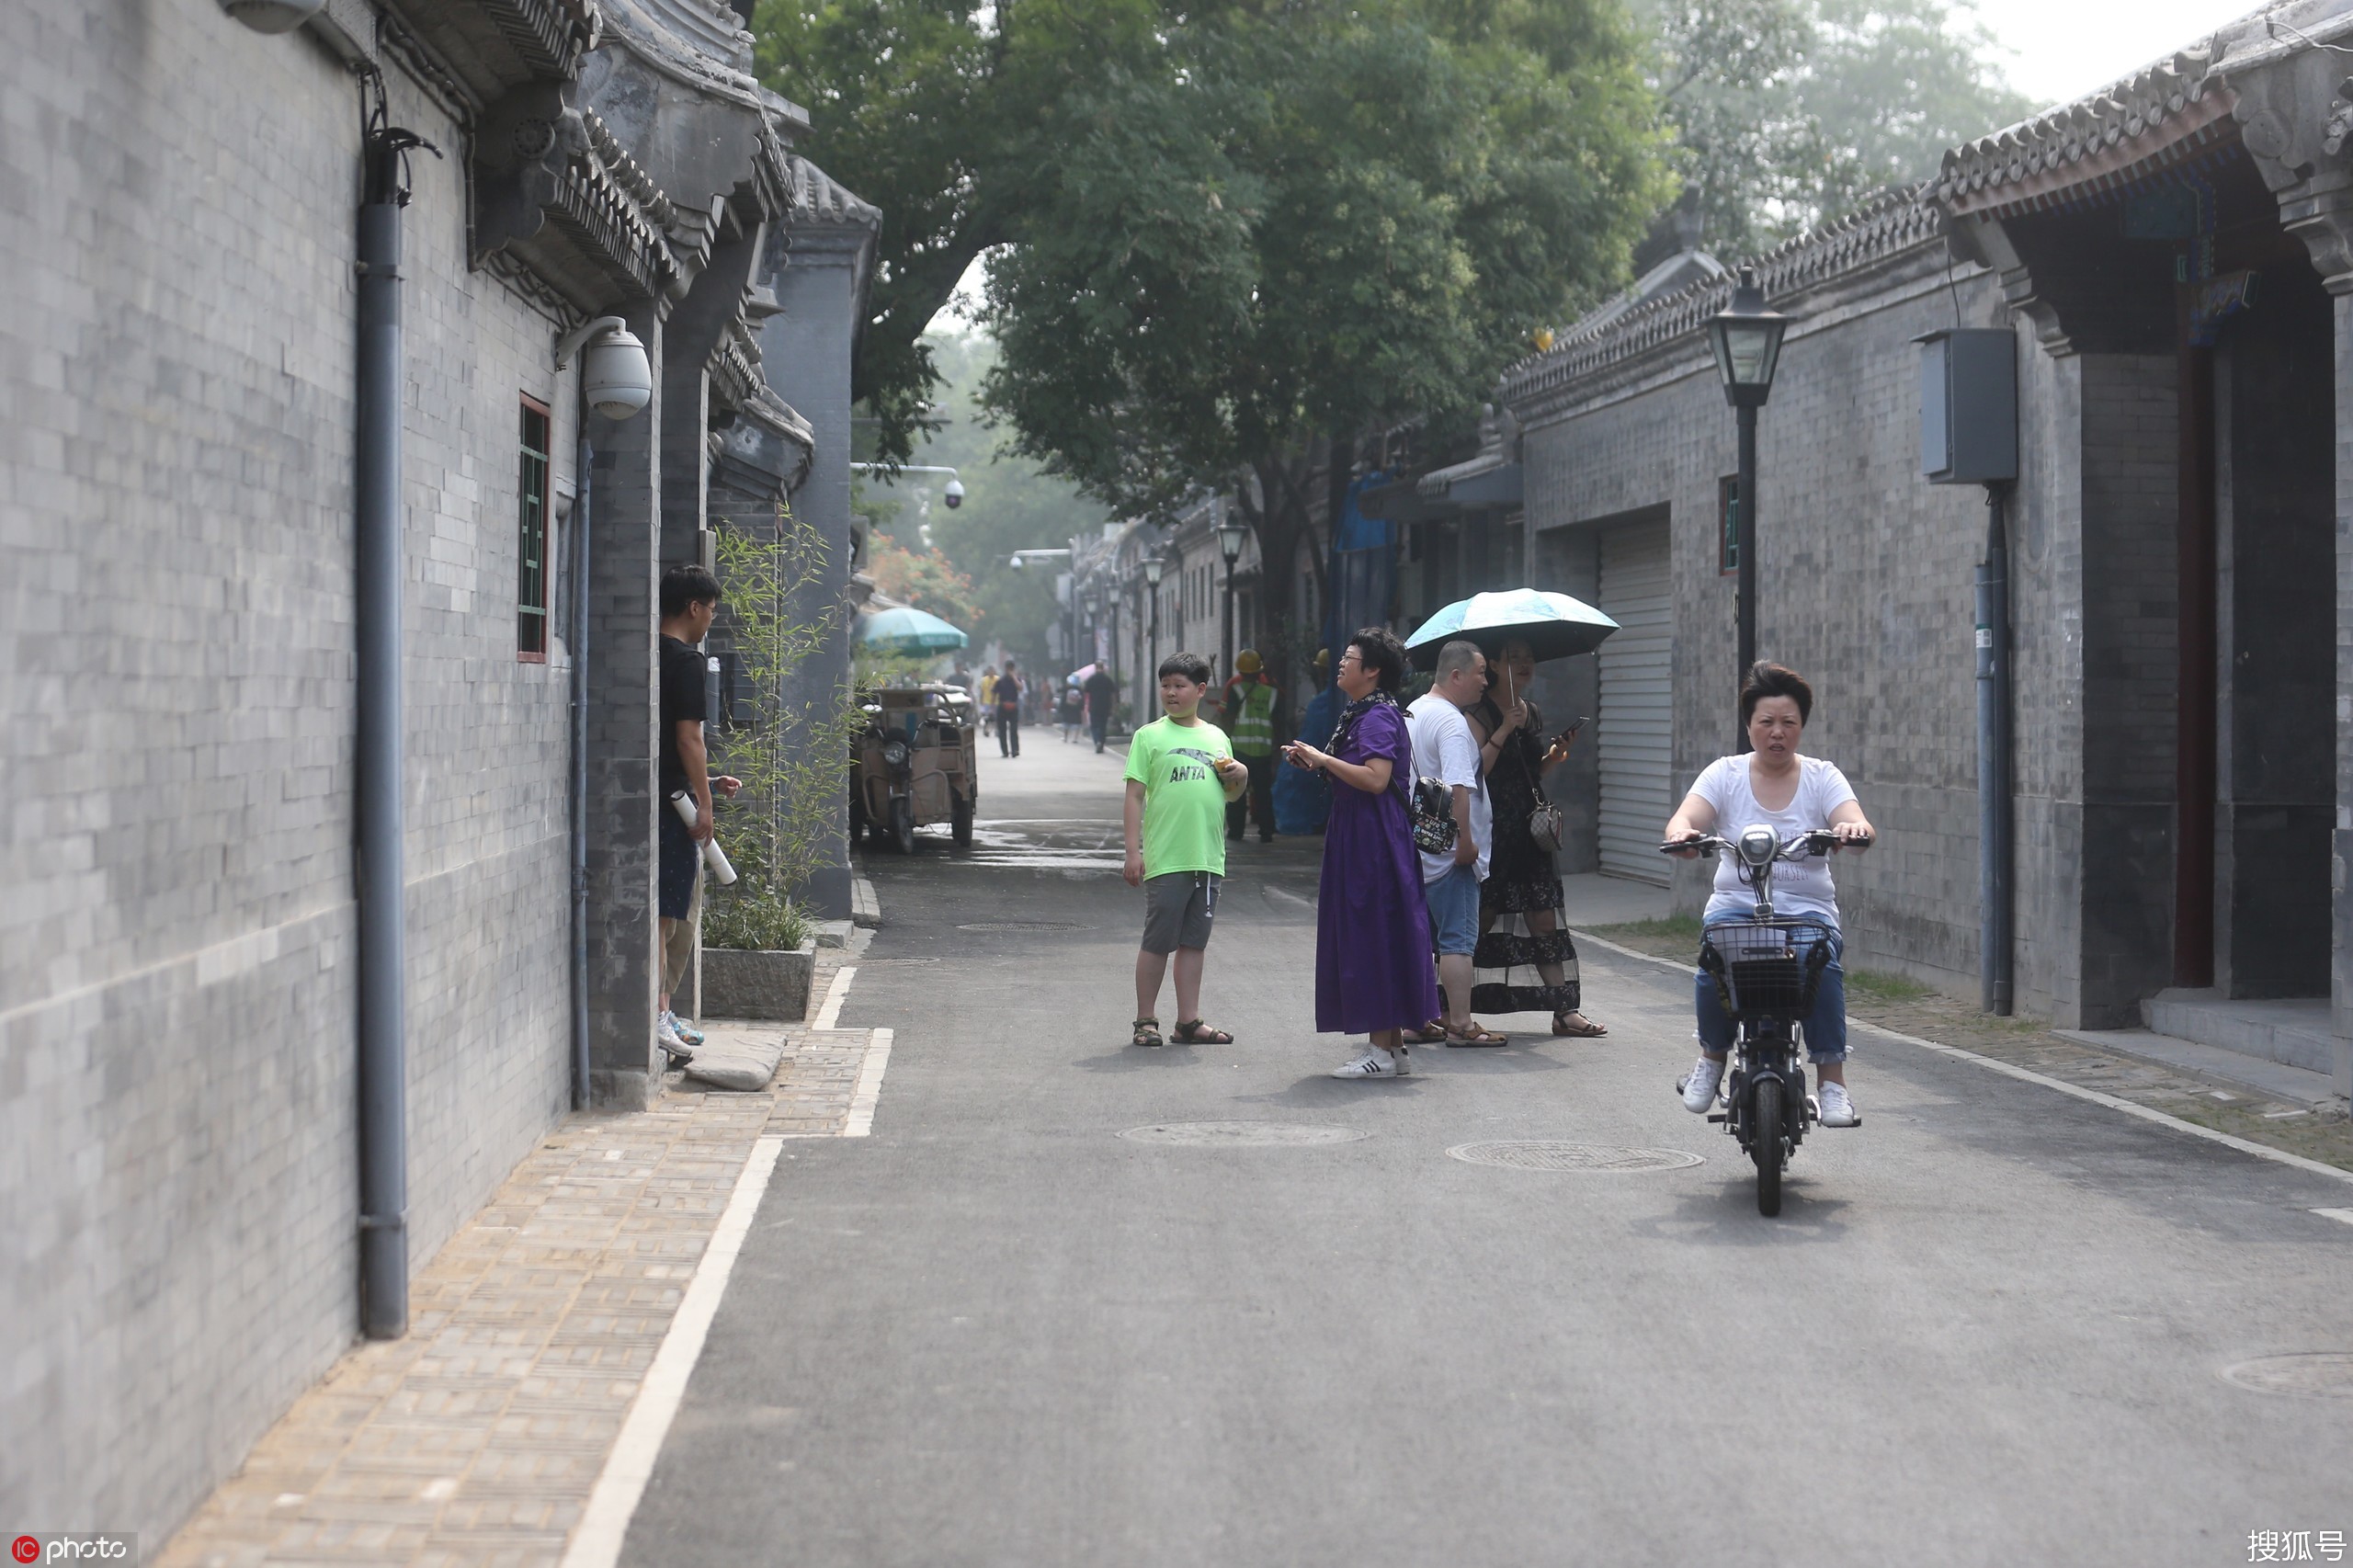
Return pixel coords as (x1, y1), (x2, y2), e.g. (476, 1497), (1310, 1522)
(1119, 1121), (1370, 1147)
(2222, 1354), (2353, 1399)
(956, 920), (1083, 932)
(1446, 1141), (1703, 1173)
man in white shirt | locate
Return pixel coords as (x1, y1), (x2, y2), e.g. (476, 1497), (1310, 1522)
(1407, 640), (1498, 1043)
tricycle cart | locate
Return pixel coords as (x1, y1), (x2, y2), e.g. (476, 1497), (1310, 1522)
(849, 683), (979, 853)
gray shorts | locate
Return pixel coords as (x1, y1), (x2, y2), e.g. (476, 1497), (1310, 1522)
(1142, 871), (1221, 955)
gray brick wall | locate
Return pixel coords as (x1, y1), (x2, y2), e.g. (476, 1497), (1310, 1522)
(1512, 259), (2140, 1018)
(3, 2), (579, 1540)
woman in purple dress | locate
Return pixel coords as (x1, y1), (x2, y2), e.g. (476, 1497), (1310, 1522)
(1281, 628), (1443, 1079)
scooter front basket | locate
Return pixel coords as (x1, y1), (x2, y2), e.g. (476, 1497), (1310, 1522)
(1699, 919), (1835, 1020)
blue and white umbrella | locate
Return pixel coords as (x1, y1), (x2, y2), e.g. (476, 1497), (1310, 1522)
(1403, 589), (1619, 670)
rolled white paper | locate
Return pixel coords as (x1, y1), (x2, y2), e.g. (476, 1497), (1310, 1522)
(668, 791), (738, 886)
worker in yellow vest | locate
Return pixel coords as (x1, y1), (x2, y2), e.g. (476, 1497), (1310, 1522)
(1219, 649), (1279, 843)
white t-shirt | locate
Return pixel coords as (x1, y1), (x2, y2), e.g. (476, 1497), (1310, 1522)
(1407, 693), (1491, 884)
(1689, 754), (1859, 926)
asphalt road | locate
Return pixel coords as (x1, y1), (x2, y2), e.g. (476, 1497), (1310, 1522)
(625, 733), (2353, 1568)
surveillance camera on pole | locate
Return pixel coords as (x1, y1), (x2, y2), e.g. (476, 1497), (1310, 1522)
(945, 479), (965, 509)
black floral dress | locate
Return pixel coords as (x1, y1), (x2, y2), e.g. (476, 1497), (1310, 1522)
(1470, 696), (1582, 1016)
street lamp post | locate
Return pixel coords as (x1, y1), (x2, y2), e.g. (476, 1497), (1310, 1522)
(1705, 265), (1789, 746)
(1216, 513), (1247, 679)
(1142, 552), (1167, 722)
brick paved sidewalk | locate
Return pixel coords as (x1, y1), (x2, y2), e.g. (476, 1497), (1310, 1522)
(160, 948), (873, 1568)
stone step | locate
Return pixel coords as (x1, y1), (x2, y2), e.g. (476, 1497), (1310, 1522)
(2142, 988), (2336, 1075)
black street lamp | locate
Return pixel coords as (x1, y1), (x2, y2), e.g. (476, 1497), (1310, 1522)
(1141, 553), (1167, 718)
(1705, 265), (1789, 742)
(1216, 513), (1247, 678)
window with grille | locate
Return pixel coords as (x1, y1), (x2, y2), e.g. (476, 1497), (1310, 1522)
(518, 398), (551, 660)
(1718, 474), (1741, 575)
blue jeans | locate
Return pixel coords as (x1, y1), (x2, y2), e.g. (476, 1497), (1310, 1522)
(1693, 916), (1847, 1063)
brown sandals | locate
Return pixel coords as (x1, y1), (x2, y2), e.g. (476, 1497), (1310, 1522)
(1131, 1017), (1164, 1048)
(1552, 1011), (1608, 1038)
(1172, 1019), (1234, 1045)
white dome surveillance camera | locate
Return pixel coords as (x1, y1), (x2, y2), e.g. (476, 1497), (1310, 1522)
(944, 479), (966, 509)
(554, 316), (654, 422)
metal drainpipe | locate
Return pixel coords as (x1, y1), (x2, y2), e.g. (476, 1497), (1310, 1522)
(355, 92), (434, 1341)
(1975, 482), (2015, 1016)
(571, 437), (594, 1109)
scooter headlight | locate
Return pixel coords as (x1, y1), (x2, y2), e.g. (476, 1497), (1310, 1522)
(1739, 824), (1779, 869)
(881, 739), (911, 768)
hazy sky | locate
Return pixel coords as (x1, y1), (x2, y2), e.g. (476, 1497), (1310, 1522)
(1966, 0), (2274, 111)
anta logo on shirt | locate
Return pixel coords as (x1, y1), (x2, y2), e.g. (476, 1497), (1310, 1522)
(1167, 746), (1220, 782)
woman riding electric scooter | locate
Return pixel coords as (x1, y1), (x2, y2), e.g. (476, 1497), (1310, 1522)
(1663, 662), (1876, 1128)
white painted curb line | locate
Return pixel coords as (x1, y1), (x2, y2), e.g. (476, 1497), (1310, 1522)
(561, 1132), (785, 1568)
(1572, 928), (2353, 1191)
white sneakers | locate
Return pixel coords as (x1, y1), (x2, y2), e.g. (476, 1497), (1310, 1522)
(1679, 1054), (1725, 1113)
(1817, 1080), (1859, 1127)
(1677, 1055), (1862, 1126)
(1332, 1048), (1411, 1079)
(657, 1012), (696, 1063)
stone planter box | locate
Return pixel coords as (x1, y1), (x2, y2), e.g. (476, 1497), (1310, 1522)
(699, 937), (817, 1022)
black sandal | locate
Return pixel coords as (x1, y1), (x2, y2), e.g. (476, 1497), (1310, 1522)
(1131, 1017), (1164, 1048)
(1172, 1019), (1234, 1045)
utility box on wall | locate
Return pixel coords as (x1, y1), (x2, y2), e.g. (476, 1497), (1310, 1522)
(1916, 328), (2018, 484)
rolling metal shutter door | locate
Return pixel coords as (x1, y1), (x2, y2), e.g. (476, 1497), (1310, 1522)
(1597, 520), (1673, 883)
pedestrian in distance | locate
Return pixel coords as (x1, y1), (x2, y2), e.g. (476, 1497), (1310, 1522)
(1218, 648), (1280, 844)
(1469, 637), (1606, 1038)
(1084, 665), (1120, 753)
(1059, 676), (1084, 743)
(1122, 653), (1250, 1048)
(1282, 628), (1443, 1078)
(995, 659), (1024, 757)
(1406, 640), (1502, 1045)
(654, 564), (741, 1065)
(979, 665), (998, 738)
(1664, 661), (1876, 1126)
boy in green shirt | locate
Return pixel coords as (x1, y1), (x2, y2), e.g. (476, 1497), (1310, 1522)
(1122, 652), (1249, 1047)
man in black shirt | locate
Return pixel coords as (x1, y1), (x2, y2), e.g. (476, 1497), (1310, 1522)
(1084, 665), (1119, 753)
(656, 565), (737, 1062)
(995, 658), (1024, 757)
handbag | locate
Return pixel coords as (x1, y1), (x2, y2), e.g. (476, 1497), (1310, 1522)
(1517, 736), (1564, 855)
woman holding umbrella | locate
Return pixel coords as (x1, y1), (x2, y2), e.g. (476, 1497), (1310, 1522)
(1468, 638), (1605, 1038)
(1404, 591), (1616, 1040)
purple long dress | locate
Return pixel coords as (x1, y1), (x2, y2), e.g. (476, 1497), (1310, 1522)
(1314, 700), (1444, 1034)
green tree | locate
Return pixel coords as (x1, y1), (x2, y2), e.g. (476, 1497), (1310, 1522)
(756, 0), (1664, 474)
(1642, 0), (2032, 252)
(754, 0), (1176, 462)
(973, 1), (1665, 695)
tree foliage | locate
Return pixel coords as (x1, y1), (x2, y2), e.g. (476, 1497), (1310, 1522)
(756, 0), (1665, 469)
(1643, 0), (2034, 253)
(868, 532), (983, 631)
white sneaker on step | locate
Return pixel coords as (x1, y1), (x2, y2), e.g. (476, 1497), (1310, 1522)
(1818, 1081), (1859, 1127)
(1679, 1054), (1725, 1113)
